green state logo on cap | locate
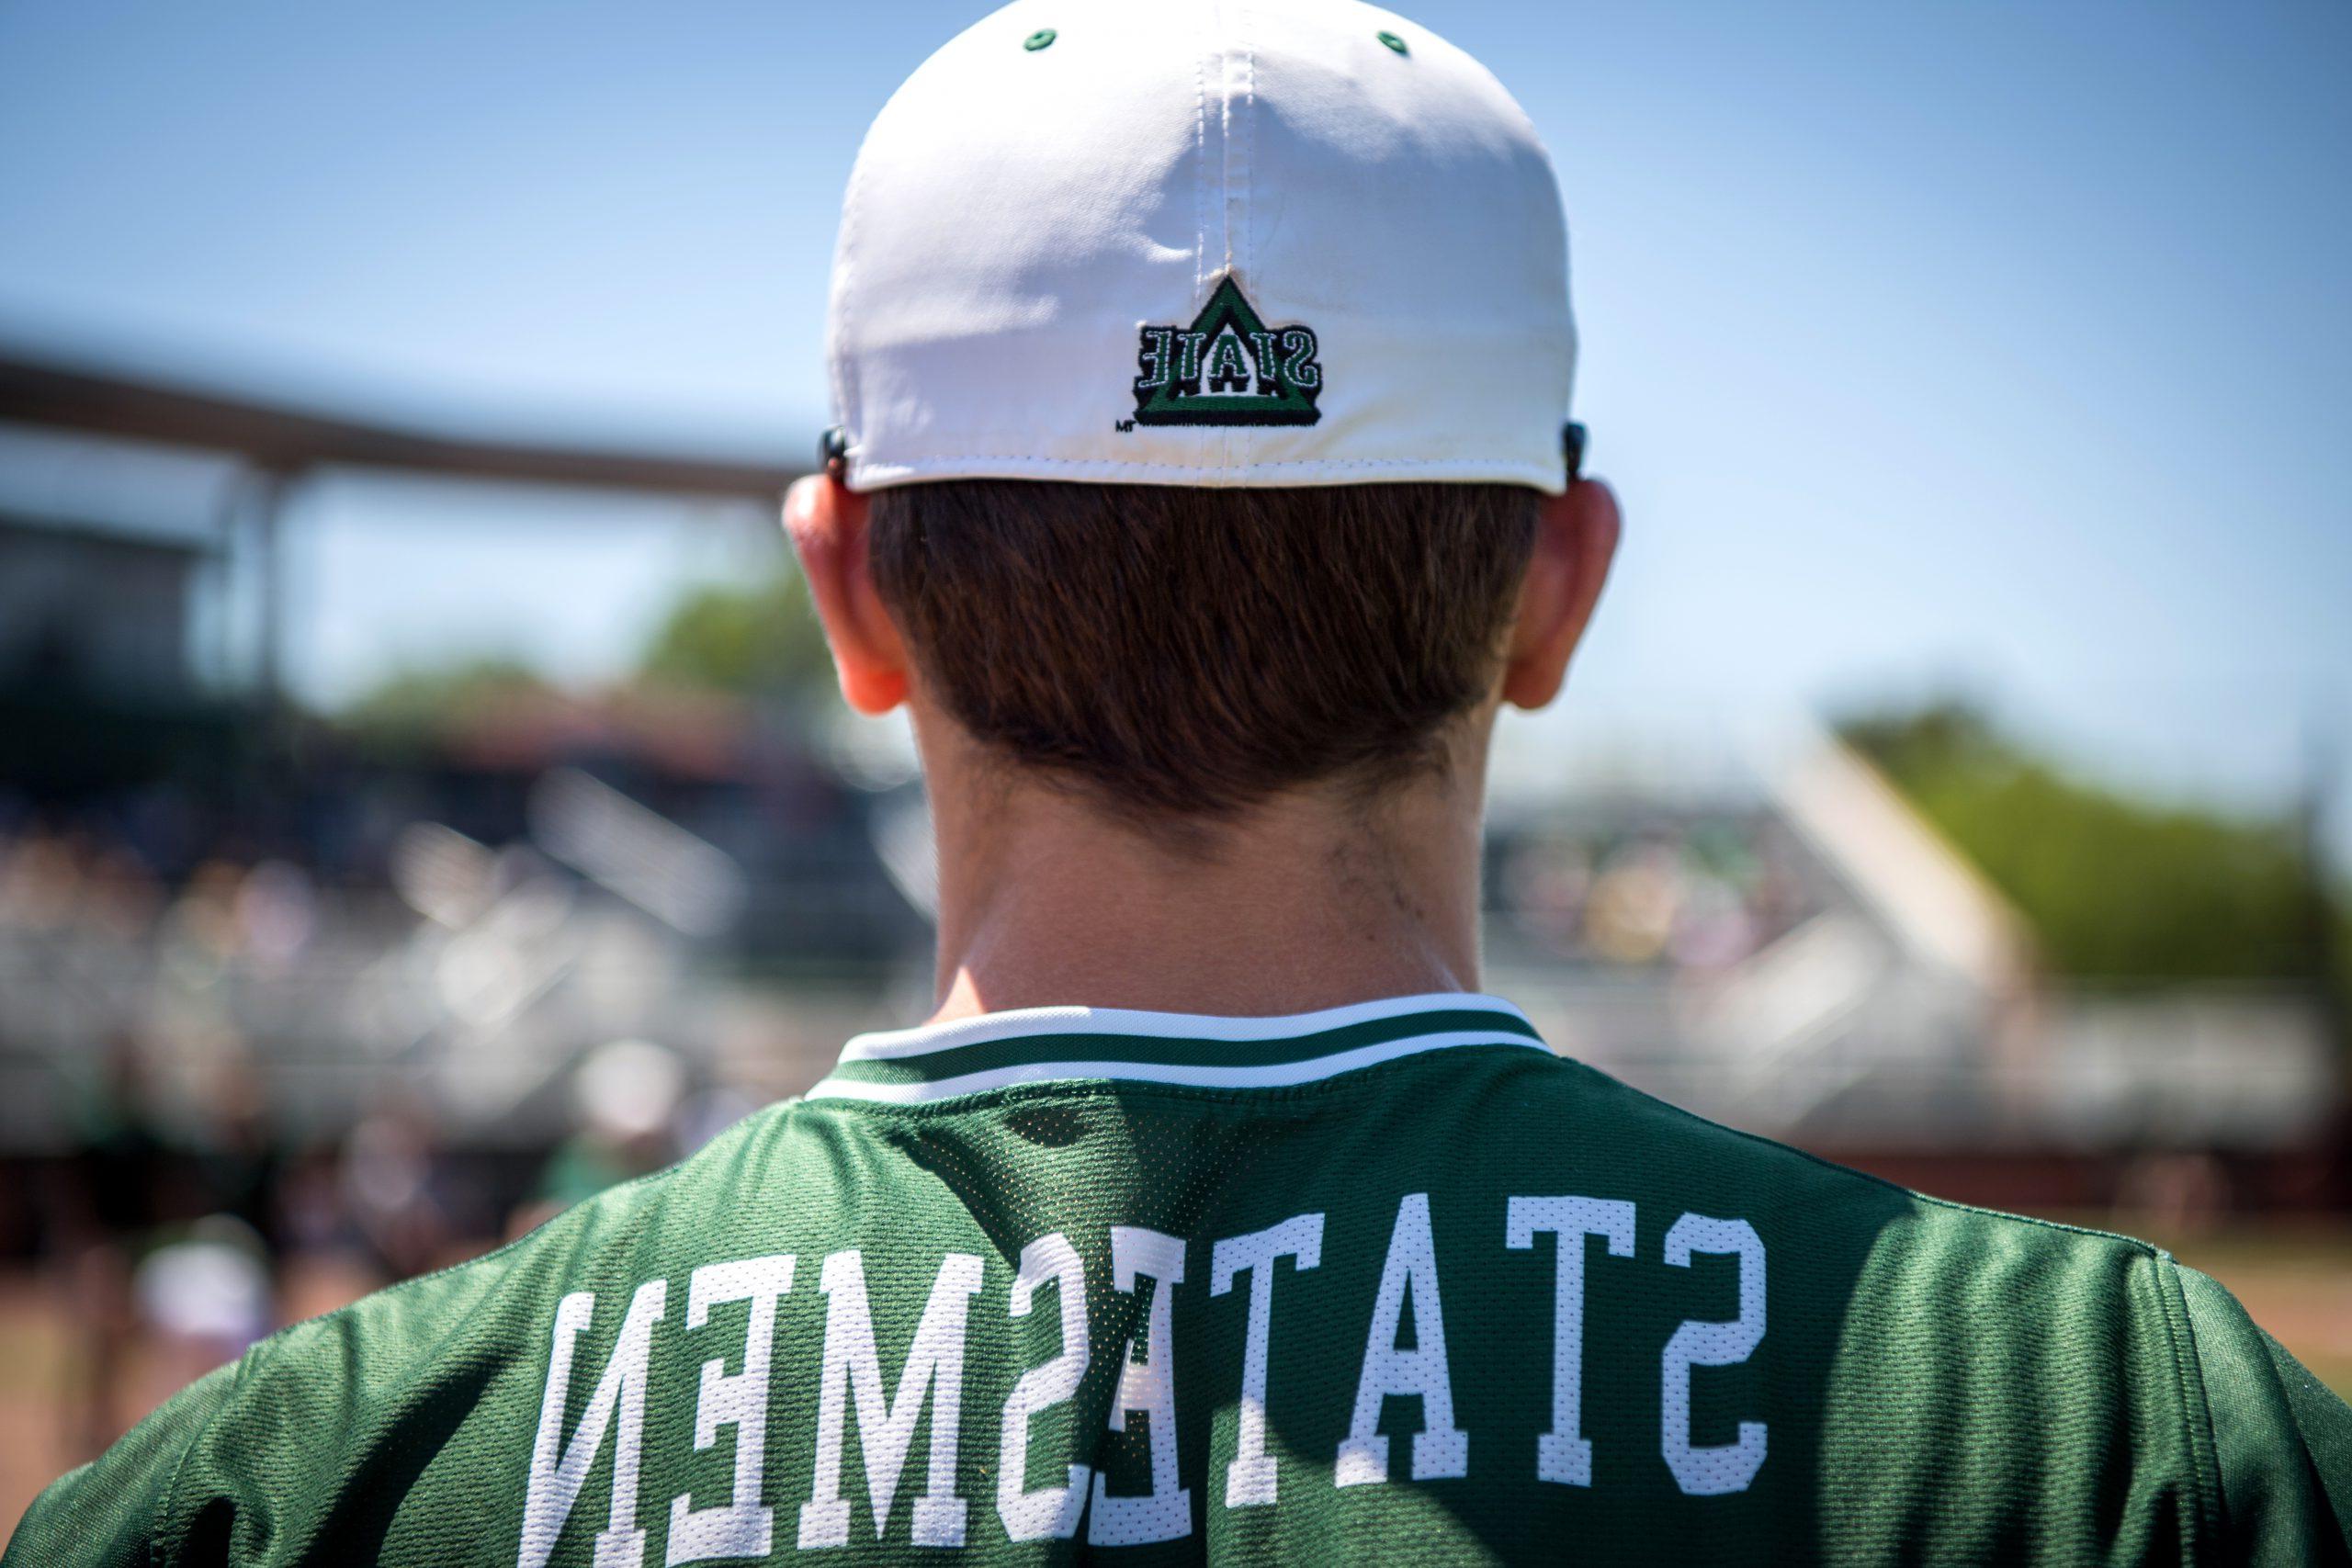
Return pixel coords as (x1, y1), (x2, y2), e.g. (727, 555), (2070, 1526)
(1132, 276), (1322, 427)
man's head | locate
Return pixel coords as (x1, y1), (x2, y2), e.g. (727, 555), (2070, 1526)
(787, 474), (1617, 833)
(790, 0), (1615, 839)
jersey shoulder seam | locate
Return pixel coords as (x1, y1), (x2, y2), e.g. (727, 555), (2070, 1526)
(2155, 1255), (2230, 1561)
(1567, 1056), (2166, 1253)
(151, 1321), (285, 1568)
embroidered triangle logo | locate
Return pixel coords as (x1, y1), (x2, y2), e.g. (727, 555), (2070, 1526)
(1132, 276), (1322, 426)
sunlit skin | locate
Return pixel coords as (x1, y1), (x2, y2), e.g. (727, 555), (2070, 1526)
(784, 474), (1622, 1024)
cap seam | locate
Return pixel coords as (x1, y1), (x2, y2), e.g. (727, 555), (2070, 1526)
(1192, 13), (1208, 305)
(1221, 0), (1238, 280)
(1238, 4), (1259, 478)
(1218, 0), (1238, 481)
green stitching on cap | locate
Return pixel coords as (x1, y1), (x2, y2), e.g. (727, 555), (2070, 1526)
(1376, 30), (1408, 55)
(1023, 28), (1056, 51)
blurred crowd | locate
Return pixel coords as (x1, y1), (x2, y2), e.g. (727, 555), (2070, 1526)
(18, 1022), (745, 1465)
(1493, 813), (1814, 973)
(0, 810), (324, 969)
(0, 793), (757, 1463)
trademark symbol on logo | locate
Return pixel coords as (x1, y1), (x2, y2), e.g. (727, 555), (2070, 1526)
(1131, 275), (1321, 427)
(1114, 419), (1136, 434)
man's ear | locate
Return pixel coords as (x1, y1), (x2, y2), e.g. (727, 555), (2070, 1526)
(1501, 478), (1621, 711)
(783, 474), (911, 716)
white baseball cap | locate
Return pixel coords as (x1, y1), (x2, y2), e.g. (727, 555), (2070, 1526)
(825, 0), (1579, 494)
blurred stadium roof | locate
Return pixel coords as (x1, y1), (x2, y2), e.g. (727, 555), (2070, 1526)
(0, 345), (808, 706)
(0, 349), (804, 497)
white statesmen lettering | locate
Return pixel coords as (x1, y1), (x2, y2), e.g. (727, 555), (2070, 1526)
(799, 1249), (986, 1549)
(1088, 1226), (1193, 1545)
(1506, 1196), (1635, 1487)
(1208, 1212), (1326, 1506)
(668, 1255), (796, 1564)
(1337, 1192), (1469, 1485)
(520, 1280), (668, 1568)
(997, 1233), (1091, 1542)
(516, 1199), (1770, 1562)
(1661, 1214), (1769, 1495)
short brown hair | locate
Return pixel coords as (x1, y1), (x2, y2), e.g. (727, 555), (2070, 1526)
(868, 481), (1538, 821)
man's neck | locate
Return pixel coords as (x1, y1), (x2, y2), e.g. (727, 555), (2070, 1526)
(920, 728), (1491, 1025)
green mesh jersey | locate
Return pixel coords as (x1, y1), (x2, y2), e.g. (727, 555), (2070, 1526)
(9, 993), (2350, 1566)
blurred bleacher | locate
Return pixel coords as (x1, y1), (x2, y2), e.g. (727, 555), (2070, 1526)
(0, 350), (2343, 1203)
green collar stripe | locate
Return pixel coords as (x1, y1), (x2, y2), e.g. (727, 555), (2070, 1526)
(827, 1007), (1539, 1085)
(807, 997), (1547, 1103)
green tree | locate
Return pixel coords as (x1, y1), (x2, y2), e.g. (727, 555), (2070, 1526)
(339, 656), (555, 749)
(1839, 702), (2336, 986)
(635, 565), (836, 705)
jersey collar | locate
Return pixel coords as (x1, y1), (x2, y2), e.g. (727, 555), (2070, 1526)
(805, 991), (1547, 1104)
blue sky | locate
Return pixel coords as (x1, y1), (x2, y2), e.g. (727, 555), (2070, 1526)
(1, 0), (2346, 828)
